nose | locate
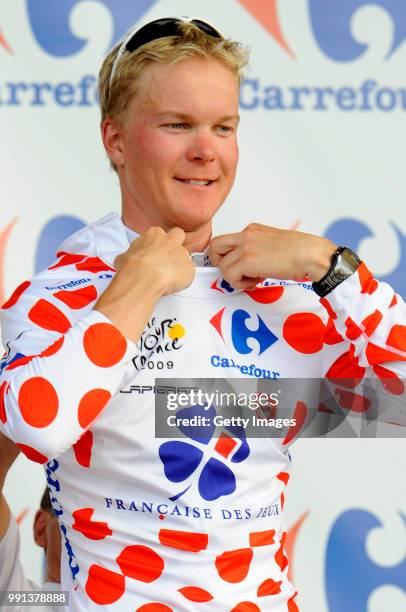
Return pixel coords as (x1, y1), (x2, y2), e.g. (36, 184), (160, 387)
(186, 130), (215, 163)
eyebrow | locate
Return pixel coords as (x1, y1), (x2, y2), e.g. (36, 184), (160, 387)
(155, 112), (240, 123)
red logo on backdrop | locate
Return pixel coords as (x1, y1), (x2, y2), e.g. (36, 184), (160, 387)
(0, 28), (12, 53)
(236, 0), (294, 57)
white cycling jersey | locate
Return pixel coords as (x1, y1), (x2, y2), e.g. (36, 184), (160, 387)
(1, 212), (405, 611)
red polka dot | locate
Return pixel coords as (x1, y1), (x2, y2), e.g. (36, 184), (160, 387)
(48, 253), (87, 270)
(215, 548), (253, 583)
(283, 313), (325, 353)
(136, 605), (173, 612)
(320, 297), (337, 320)
(72, 430), (93, 467)
(390, 294), (398, 308)
(85, 564), (125, 605)
(386, 325), (406, 352)
(16, 443), (48, 464)
(344, 317), (362, 341)
(318, 402), (334, 415)
(335, 389), (371, 413)
(0, 381), (9, 423)
(373, 365), (405, 396)
(357, 263), (378, 294)
(362, 310), (383, 337)
(245, 286), (284, 304)
(54, 285), (97, 309)
(76, 257), (115, 273)
(6, 355), (36, 370)
(249, 529), (275, 547)
(5, 339), (64, 372)
(40, 336), (65, 357)
(366, 342), (405, 365)
(178, 586), (213, 602)
(2, 281), (31, 309)
(159, 529), (208, 552)
(72, 508), (112, 540)
(325, 350), (365, 387)
(288, 592), (299, 612)
(324, 318), (343, 345)
(83, 323), (126, 367)
(274, 532), (288, 572)
(257, 578), (282, 596)
(18, 377), (58, 427)
(277, 471), (290, 486)
(283, 401), (307, 445)
(28, 299), (71, 333)
(116, 545), (164, 582)
(230, 603), (260, 612)
(78, 389), (111, 429)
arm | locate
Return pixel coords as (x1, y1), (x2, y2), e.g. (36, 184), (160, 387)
(210, 224), (406, 432)
(0, 227), (194, 462)
(0, 431), (19, 540)
(209, 224), (406, 375)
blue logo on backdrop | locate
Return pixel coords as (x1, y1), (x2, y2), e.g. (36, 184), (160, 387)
(324, 218), (406, 298)
(2, 2), (406, 110)
(309, 0), (406, 62)
(35, 215), (85, 273)
(326, 509), (406, 611)
(26, 0), (158, 56)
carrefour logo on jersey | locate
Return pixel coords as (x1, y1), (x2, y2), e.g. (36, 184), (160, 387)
(1, 1), (405, 111)
(210, 307), (279, 357)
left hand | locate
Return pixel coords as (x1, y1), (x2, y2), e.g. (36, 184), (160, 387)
(209, 223), (337, 290)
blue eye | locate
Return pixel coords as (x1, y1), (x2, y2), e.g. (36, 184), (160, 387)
(168, 123), (188, 129)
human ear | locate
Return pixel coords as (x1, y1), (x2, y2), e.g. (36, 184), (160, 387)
(33, 509), (49, 549)
(101, 117), (125, 168)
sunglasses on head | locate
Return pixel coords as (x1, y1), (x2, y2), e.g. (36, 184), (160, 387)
(109, 17), (224, 86)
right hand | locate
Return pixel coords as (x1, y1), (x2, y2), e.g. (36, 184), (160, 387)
(95, 227), (195, 342)
(114, 226), (195, 296)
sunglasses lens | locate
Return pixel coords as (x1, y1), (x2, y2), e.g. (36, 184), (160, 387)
(191, 19), (222, 39)
(125, 17), (222, 54)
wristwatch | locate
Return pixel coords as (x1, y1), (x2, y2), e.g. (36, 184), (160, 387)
(312, 246), (361, 297)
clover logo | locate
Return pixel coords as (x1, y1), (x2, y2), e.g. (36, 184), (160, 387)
(159, 405), (250, 502)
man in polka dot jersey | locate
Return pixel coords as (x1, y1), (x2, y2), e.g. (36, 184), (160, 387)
(1, 17), (406, 611)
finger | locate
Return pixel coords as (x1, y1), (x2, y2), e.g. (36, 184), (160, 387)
(209, 232), (245, 263)
(239, 278), (263, 291)
(215, 246), (242, 277)
(217, 247), (262, 287)
(167, 226), (186, 244)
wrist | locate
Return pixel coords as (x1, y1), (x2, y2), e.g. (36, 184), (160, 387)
(313, 246), (362, 297)
(306, 239), (337, 282)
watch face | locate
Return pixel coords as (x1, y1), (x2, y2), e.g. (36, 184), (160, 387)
(313, 247), (361, 297)
(336, 248), (361, 279)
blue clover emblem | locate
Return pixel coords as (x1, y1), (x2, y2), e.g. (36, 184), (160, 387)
(159, 405), (250, 501)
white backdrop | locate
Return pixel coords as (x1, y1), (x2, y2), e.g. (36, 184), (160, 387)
(1, 1), (406, 610)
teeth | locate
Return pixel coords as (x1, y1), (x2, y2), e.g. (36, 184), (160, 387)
(183, 179), (210, 185)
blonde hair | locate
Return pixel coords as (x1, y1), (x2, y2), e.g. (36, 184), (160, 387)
(98, 21), (249, 171)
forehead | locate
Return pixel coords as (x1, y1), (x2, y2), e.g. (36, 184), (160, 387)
(131, 57), (239, 117)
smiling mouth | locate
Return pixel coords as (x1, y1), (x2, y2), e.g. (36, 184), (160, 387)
(175, 178), (215, 186)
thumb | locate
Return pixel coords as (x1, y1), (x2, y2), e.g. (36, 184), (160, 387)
(167, 227), (186, 244)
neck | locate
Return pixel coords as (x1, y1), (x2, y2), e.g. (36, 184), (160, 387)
(122, 211), (212, 254)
